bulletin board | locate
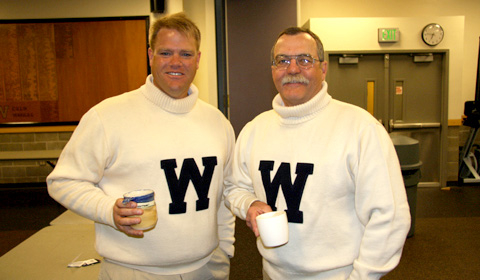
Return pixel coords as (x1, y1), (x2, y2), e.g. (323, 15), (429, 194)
(0, 17), (150, 126)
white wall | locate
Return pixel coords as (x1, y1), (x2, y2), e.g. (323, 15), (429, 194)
(299, 0), (480, 121)
(304, 16), (464, 120)
(184, 0), (218, 107)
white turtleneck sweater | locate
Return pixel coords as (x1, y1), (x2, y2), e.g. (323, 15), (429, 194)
(224, 82), (410, 280)
(47, 75), (235, 275)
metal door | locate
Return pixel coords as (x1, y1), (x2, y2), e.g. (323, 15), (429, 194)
(327, 52), (447, 187)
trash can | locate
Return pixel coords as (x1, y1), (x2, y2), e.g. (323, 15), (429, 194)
(390, 135), (422, 238)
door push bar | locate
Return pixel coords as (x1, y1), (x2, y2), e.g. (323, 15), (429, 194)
(389, 119), (441, 129)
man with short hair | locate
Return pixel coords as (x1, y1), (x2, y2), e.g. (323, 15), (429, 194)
(224, 27), (410, 279)
(48, 12), (235, 279)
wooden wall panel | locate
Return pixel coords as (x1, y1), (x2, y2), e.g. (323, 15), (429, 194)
(17, 24), (39, 101)
(0, 24), (22, 102)
(0, 17), (148, 124)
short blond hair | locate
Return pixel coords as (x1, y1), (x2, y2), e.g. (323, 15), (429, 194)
(149, 12), (201, 50)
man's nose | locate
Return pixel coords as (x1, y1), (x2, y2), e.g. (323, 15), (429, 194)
(286, 59), (301, 73)
(169, 54), (182, 65)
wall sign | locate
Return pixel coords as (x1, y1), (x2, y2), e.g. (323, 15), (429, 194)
(378, 28), (400, 43)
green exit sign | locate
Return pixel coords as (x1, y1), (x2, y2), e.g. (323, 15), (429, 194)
(378, 28), (400, 43)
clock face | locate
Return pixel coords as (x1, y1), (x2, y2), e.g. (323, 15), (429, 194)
(422, 24), (444, 46)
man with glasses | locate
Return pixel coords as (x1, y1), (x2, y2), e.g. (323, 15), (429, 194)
(224, 27), (410, 279)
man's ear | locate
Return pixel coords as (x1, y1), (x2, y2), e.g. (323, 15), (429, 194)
(196, 51), (201, 69)
(148, 48), (153, 64)
(321, 61), (328, 74)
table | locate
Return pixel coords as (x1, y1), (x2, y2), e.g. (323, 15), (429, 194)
(0, 222), (101, 279)
(49, 210), (93, 226)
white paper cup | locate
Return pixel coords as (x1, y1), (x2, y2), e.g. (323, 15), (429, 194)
(123, 189), (157, 230)
(256, 210), (289, 247)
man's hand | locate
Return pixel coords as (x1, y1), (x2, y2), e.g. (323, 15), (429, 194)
(246, 201), (272, 237)
(113, 198), (144, 237)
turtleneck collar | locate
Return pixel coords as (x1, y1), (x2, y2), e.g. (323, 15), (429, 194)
(272, 81), (332, 125)
(142, 75), (198, 114)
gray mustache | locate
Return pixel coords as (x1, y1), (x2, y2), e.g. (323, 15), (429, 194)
(281, 74), (309, 86)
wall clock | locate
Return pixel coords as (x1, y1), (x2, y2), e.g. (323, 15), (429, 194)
(422, 23), (444, 46)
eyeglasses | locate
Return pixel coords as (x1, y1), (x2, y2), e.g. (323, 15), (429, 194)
(272, 54), (321, 69)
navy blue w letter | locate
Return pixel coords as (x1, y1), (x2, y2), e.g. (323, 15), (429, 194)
(259, 161), (313, 223)
(161, 157), (217, 214)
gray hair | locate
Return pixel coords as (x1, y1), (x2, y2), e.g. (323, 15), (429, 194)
(271, 27), (324, 63)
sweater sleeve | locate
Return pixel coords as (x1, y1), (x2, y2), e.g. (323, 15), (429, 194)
(47, 108), (117, 227)
(224, 123), (260, 220)
(217, 122), (236, 257)
(349, 123), (411, 279)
